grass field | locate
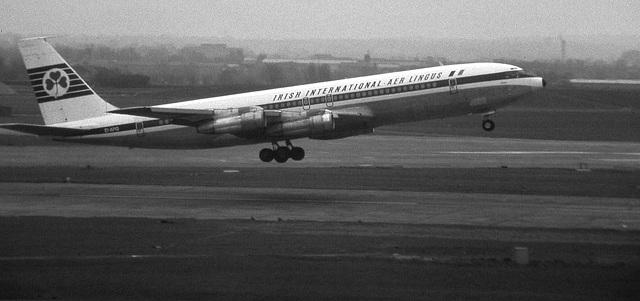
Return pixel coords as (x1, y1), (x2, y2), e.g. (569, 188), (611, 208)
(2, 217), (638, 300)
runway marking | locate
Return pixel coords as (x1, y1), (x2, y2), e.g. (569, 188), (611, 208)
(600, 159), (640, 162)
(0, 254), (213, 261)
(13, 192), (636, 211)
(438, 151), (640, 155)
(63, 194), (418, 205)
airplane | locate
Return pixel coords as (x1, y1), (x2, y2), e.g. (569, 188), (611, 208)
(0, 37), (545, 163)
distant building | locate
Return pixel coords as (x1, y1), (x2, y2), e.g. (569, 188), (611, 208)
(262, 58), (357, 65)
(197, 44), (229, 61)
(186, 44), (245, 64)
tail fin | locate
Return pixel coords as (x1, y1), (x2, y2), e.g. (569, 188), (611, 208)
(19, 37), (118, 125)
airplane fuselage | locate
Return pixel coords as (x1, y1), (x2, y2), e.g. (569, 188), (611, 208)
(58, 63), (543, 149)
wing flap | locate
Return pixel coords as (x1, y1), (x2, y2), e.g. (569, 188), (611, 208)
(110, 106), (272, 126)
(109, 106), (214, 120)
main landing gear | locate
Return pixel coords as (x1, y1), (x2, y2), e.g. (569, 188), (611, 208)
(259, 140), (305, 163)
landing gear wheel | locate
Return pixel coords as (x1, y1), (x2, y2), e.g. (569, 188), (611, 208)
(261, 141), (305, 163)
(290, 147), (305, 161)
(274, 146), (290, 163)
(482, 119), (495, 132)
(259, 148), (274, 162)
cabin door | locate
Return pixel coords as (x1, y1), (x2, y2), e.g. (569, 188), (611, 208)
(302, 97), (311, 110)
(448, 78), (458, 94)
(324, 94), (334, 107)
(135, 122), (145, 137)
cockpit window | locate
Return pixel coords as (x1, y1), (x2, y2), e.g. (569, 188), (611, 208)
(517, 70), (536, 78)
(505, 70), (536, 79)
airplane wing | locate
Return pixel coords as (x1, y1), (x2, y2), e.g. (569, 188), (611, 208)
(0, 123), (90, 136)
(111, 105), (376, 138)
(110, 105), (375, 120)
(110, 106), (272, 125)
(109, 106), (214, 123)
(1, 106), (377, 139)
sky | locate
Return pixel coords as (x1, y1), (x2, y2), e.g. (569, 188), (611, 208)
(1, 0), (639, 40)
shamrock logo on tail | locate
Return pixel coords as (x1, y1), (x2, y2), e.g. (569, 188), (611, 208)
(42, 68), (70, 98)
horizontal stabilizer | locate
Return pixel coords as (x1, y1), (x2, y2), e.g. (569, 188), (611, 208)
(0, 123), (89, 136)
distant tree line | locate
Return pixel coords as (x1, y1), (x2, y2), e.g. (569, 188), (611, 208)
(91, 67), (150, 88)
(0, 46), (26, 82)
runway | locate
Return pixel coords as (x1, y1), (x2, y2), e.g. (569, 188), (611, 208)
(1, 182), (639, 231)
(1, 135), (639, 169)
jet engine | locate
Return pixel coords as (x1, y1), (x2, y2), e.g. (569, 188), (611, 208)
(196, 109), (266, 134)
(266, 111), (334, 138)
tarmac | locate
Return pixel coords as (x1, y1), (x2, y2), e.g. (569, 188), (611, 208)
(1, 135), (639, 229)
(1, 134), (639, 169)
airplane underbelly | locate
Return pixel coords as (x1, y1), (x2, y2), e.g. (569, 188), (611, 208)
(364, 83), (533, 125)
(365, 90), (469, 125)
(463, 84), (533, 113)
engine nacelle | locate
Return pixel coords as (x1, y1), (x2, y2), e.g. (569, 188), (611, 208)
(196, 109), (266, 134)
(266, 112), (334, 138)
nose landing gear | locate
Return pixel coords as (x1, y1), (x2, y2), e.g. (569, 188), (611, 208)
(481, 112), (496, 132)
(482, 119), (495, 132)
(259, 140), (305, 163)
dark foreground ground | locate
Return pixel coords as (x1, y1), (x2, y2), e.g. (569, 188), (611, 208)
(1, 167), (639, 300)
(2, 217), (639, 300)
